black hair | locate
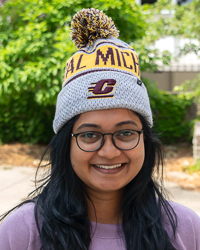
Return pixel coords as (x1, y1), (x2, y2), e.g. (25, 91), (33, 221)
(0, 113), (177, 250)
(121, 113), (177, 249)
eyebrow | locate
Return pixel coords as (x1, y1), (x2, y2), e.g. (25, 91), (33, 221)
(77, 123), (101, 130)
(115, 120), (139, 127)
(77, 120), (139, 131)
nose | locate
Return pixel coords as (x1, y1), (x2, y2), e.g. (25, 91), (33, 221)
(97, 135), (121, 159)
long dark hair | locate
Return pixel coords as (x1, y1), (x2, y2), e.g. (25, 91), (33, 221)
(121, 113), (177, 249)
(0, 112), (177, 250)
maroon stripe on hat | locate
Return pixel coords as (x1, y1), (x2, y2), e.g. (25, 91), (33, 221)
(78, 41), (136, 54)
(87, 95), (114, 99)
(63, 69), (137, 87)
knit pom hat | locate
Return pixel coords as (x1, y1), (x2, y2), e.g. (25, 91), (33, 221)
(53, 8), (152, 133)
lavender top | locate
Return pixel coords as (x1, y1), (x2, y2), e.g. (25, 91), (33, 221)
(0, 202), (200, 250)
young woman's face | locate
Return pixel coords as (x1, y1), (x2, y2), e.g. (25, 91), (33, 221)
(70, 108), (145, 195)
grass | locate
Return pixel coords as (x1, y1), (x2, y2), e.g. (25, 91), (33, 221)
(184, 160), (200, 174)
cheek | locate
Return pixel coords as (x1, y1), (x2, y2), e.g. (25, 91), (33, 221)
(137, 143), (145, 166)
(70, 139), (92, 170)
(129, 141), (145, 171)
(138, 142), (145, 161)
(70, 139), (77, 166)
(70, 141), (84, 180)
(70, 139), (87, 175)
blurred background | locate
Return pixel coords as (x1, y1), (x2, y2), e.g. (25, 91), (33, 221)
(0, 0), (200, 213)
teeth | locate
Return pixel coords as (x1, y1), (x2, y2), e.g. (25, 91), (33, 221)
(95, 164), (122, 169)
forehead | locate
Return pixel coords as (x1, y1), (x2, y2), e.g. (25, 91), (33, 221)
(73, 108), (142, 130)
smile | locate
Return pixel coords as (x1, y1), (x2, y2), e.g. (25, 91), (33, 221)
(94, 164), (123, 169)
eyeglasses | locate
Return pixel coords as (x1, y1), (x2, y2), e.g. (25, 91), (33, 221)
(71, 129), (143, 152)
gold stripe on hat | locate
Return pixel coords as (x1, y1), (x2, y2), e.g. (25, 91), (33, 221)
(63, 45), (140, 86)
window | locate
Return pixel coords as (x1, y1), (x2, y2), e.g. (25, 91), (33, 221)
(141, 0), (157, 4)
(140, 0), (193, 4)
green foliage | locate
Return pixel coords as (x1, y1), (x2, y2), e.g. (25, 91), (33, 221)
(139, 0), (200, 143)
(142, 0), (200, 55)
(143, 78), (194, 144)
(0, 91), (55, 143)
(174, 74), (200, 106)
(0, 0), (147, 105)
(183, 160), (200, 174)
(134, 40), (172, 72)
(0, 0), (147, 143)
(0, 0), (197, 144)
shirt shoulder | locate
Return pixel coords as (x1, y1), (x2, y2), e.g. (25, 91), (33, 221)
(163, 201), (200, 250)
(0, 202), (42, 250)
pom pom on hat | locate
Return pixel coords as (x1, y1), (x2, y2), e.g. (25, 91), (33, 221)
(70, 8), (119, 49)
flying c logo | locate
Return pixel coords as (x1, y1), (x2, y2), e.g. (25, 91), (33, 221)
(88, 79), (117, 99)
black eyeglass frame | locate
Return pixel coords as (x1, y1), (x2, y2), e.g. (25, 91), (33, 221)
(71, 129), (143, 152)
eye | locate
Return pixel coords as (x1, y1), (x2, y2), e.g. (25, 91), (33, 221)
(118, 130), (135, 136)
(79, 132), (102, 143)
(120, 131), (134, 136)
(115, 130), (137, 141)
(80, 132), (97, 138)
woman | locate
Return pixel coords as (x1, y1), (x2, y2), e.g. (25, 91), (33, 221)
(0, 8), (200, 250)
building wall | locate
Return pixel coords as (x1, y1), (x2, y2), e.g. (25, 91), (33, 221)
(142, 71), (200, 91)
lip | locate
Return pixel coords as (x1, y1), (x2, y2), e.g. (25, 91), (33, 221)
(91, 163), (126, 174)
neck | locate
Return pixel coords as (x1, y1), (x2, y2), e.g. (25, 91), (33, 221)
(86, 188), (123, 224)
